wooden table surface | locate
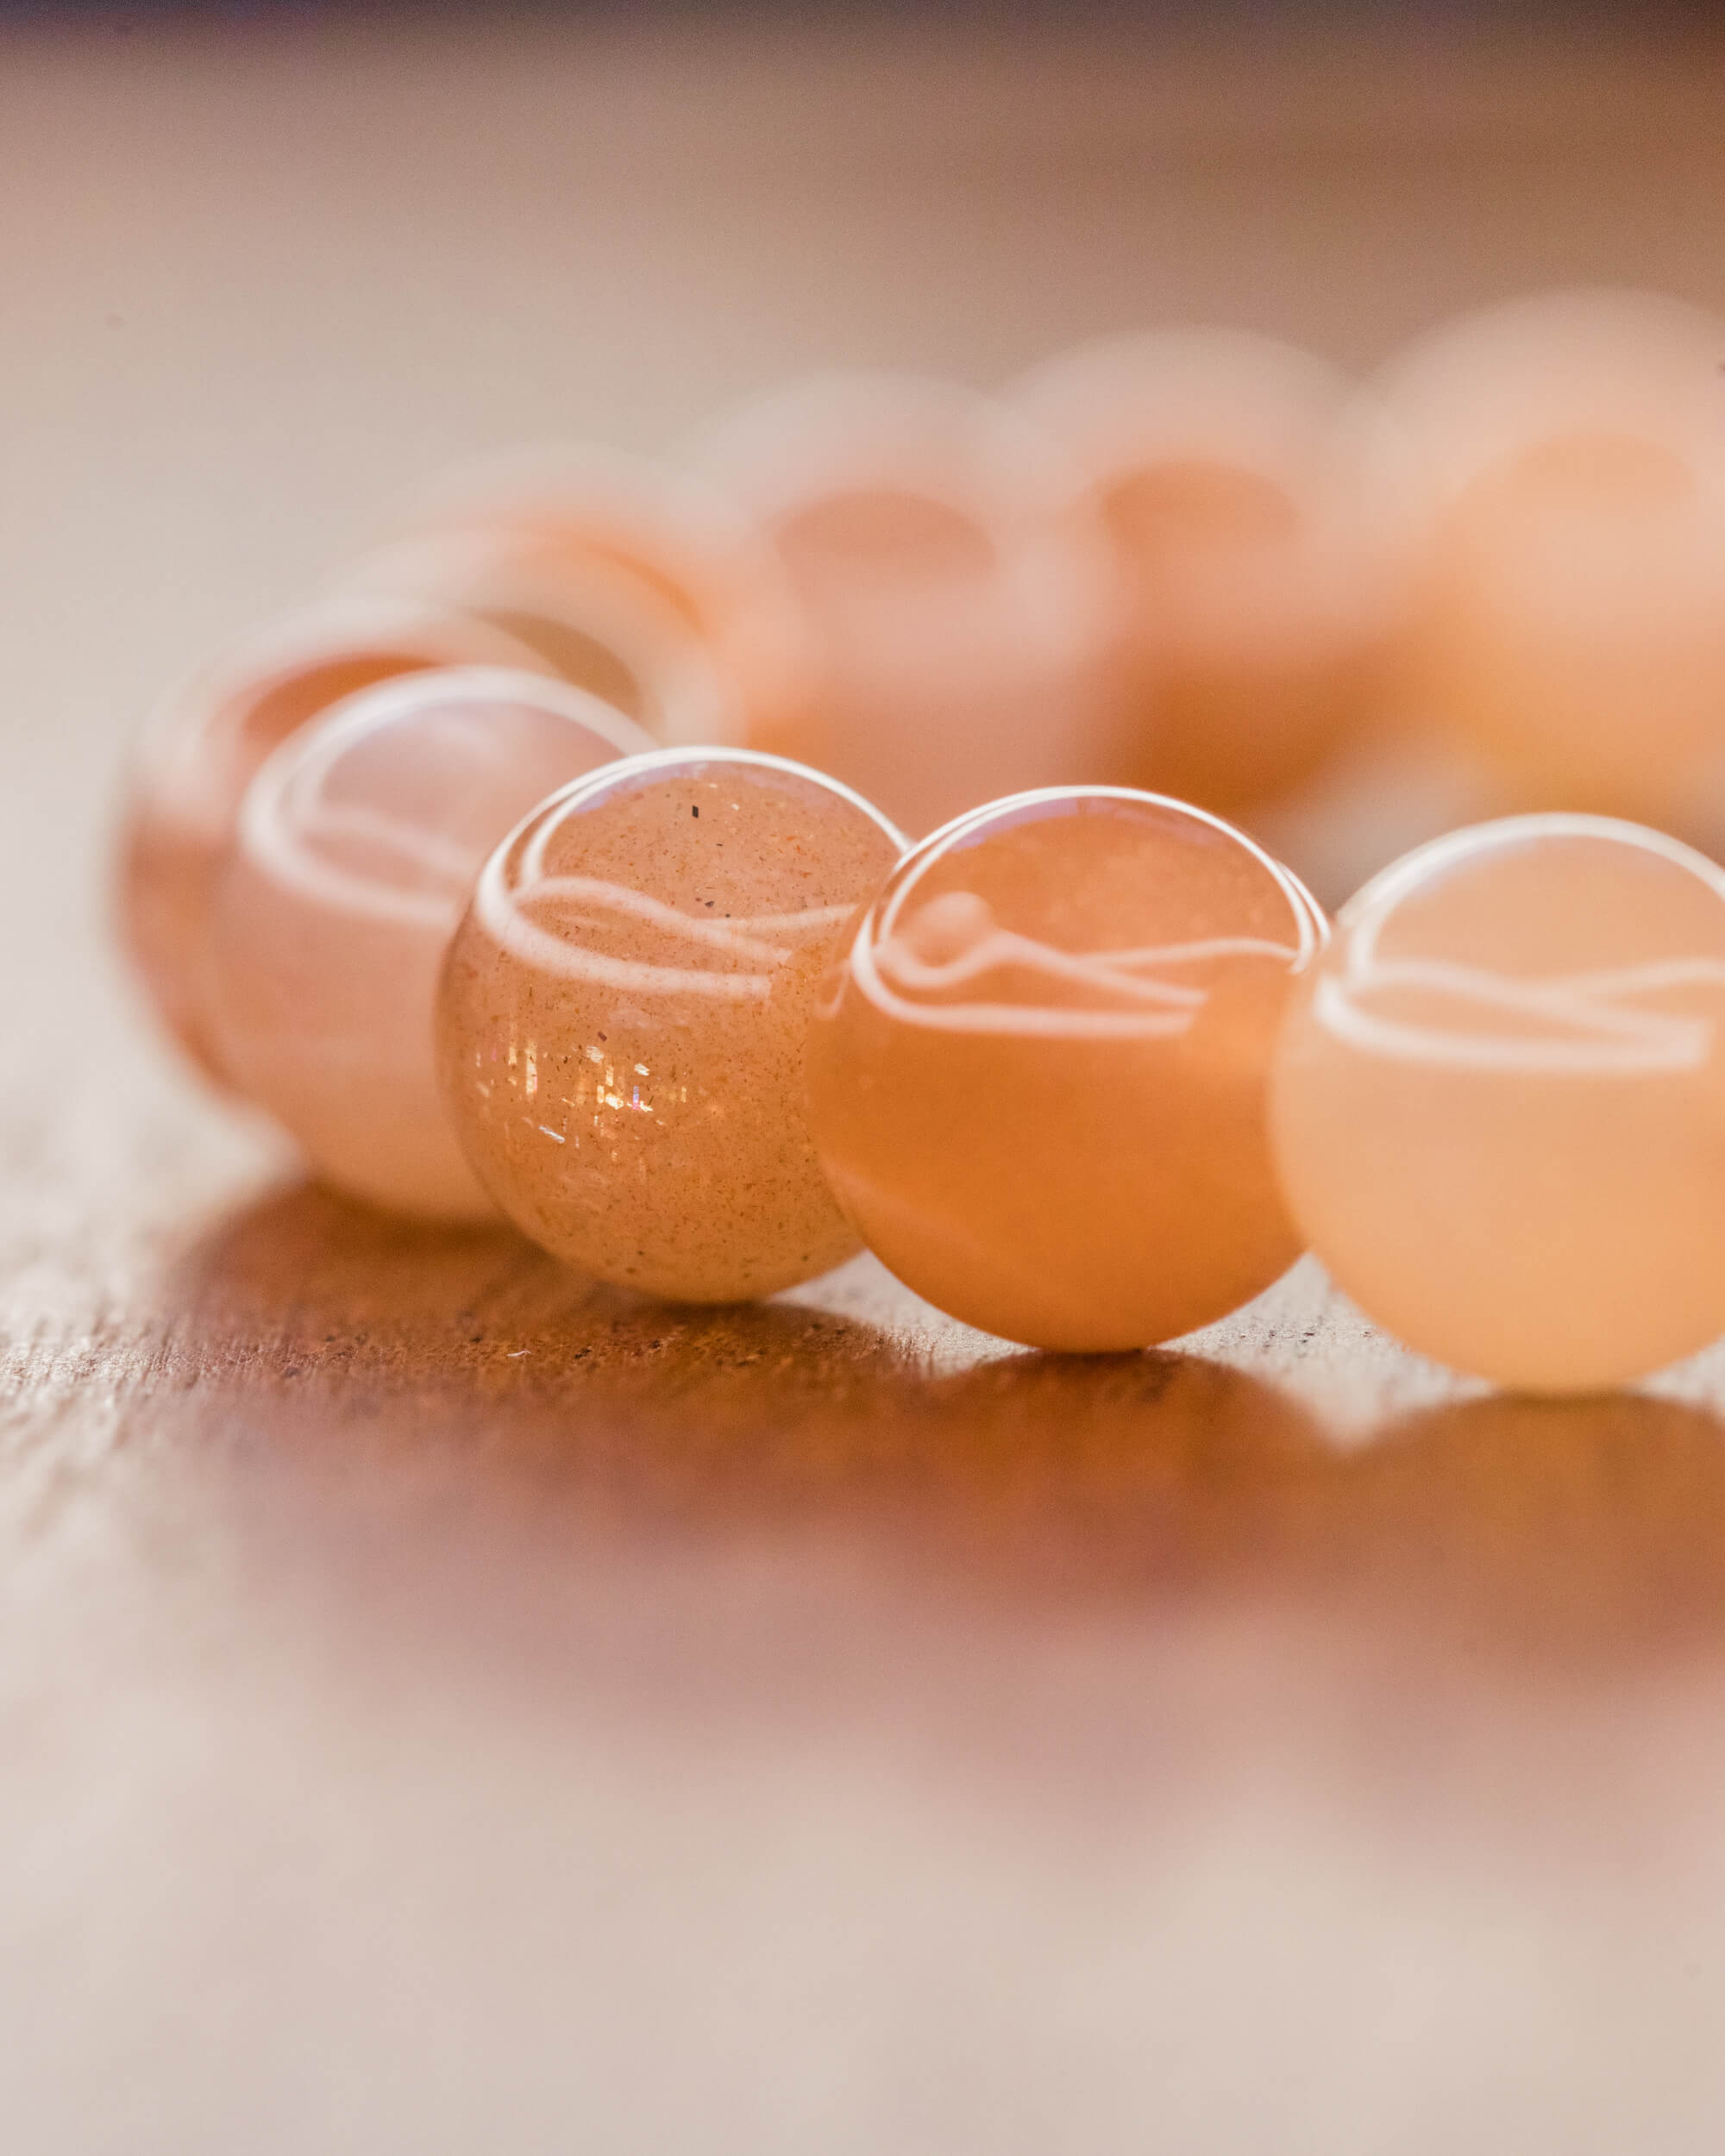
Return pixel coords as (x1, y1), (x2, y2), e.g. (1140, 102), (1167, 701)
(9, 16), (1725, 2151)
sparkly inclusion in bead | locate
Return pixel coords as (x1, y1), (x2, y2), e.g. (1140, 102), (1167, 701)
(805, 788), (1324, 1351)
(1270, 815), (1725, 1393)
(210, 669), (652, 1218)
(436, 749), (905, 1300)
(117, 597), (556, 1087)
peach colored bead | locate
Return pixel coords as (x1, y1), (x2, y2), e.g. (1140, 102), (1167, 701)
(337, 529), (738, 748)
(207, 669), (653, 1219)
(1270, 815), (1725, 1393)
(1012, 330), (1397, 815)
(691, 374), (1129, 838)
(1377, 291), (1725, 829)
(436, 749), (904, 1300)
(117, 596), (557, 1087)
(805, 788), (1324, 1351)
(386, 444), (812, 755)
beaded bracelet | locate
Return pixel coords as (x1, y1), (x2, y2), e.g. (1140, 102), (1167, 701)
(114, 298), (1725, 1401)
(433, 767), (1725, 1398)
(122, 678), (1725, 1397)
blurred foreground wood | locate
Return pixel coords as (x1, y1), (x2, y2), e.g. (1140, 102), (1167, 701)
(7, 16), (1725, 2153)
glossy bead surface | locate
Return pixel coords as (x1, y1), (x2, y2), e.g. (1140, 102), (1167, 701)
(436, 749), (905, 1300)
(1270, 815), (1725, 1392)
(209, 669), (653, 1218)
(1013, 330), (1395, 813)
(693, 374), (1127, 838)
(117, 597), (556, 1087)
(806, 788), (1323, 1351)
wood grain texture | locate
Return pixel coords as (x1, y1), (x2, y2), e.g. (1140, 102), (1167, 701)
(7, 18), (1725, 2153)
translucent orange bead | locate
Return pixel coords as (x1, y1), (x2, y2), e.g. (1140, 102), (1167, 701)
(805, 788), (1324, 1351)
(1270, 815), (1725, 1392)
(1013, 329), (1396, 814)
(208, 669), (653, 1218)
(436, 749), (905, 1300)
(116, 596), (556, 1087)
(693, 374), (1128, 837)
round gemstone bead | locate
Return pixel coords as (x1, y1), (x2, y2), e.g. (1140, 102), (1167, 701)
(208, 668), (653, 1218)
(693, 374), (1128, 838)
(1270, 814), (1725, 1392)
(805, 787), (1324, 1351)
(1012, 329), (1396, 814)
(436, 749), (905, 1300)
(117, 596), (557, 1087)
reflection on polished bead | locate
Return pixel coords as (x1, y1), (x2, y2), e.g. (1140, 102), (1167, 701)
(436, 748), (905, 1300)
(209, 669), (652, 1218)
(1013, 330), (1395, 814)
(1270, 815), (1725, 1392)
(805, 787), (1324, 1351)
(116, 596), (558, 1088)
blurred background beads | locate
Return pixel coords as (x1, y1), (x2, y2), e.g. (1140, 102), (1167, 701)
(334, 529), (742, 749)
(1011, 329), (1402, 820)
(207, 668), (653, 1219)
(379, 442), (814, 761)
(690, 373), (1132, 839)
(806, 787), (1325, 1351)
(116, 594), (558, 1089)
(1270, 814), (1725, 1393)
(436, 748), (904, 1301)
(1375, 290), (1725, 837)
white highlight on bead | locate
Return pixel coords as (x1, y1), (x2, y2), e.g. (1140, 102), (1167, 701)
(470, 744), (903, 1005)
(850, 787), (1320, 1040)
(1309, 813), (1725, 1074)
(240, 667), (653, 929)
